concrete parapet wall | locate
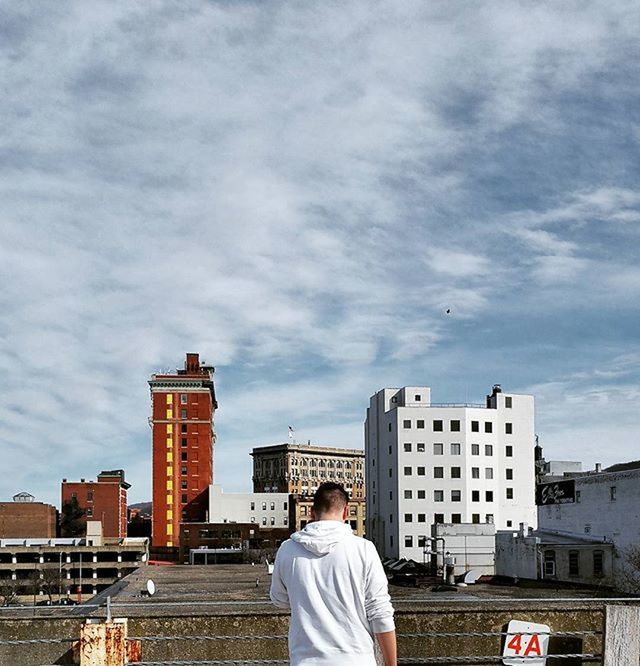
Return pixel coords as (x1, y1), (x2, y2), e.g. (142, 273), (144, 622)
(0, 600), (630, 665)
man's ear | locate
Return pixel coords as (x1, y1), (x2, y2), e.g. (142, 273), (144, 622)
(310, 508), (316, 522)
(342, 504), (349, 521)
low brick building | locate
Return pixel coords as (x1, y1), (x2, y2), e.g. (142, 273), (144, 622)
(0, 493), (57, 539)
(61, 470), (130, 539)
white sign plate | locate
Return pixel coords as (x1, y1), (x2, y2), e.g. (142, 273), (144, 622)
(502, 619), (550, 666)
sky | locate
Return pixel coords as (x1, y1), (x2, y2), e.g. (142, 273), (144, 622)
(1, 1), (639, 506)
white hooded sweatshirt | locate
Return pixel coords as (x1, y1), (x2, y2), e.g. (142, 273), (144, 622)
(270, 520), (395, 666)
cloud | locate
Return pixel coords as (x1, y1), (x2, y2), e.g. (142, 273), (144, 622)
(0, 1), (639, 504)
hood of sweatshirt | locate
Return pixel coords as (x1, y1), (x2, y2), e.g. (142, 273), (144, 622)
(290, 520), (353, 556)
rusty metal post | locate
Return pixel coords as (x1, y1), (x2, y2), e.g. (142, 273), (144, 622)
(80, 619), (127, 666)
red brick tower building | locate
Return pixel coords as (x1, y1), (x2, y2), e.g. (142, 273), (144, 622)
(149, 353), (217, 549)
(61, 470), (130, 538)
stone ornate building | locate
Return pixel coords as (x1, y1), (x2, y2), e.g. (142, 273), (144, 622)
(251, 443), (366, 535)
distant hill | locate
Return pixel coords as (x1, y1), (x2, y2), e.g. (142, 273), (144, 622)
(129, 501), (152, 516)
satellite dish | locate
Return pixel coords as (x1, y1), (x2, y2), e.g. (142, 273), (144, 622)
(146, 579), (156, 596)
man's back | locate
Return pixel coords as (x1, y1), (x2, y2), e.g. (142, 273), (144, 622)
(270, 520), (394, 666)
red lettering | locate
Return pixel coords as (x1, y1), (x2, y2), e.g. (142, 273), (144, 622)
(523, 634), (542, 656)
(507, 634), (522, 654)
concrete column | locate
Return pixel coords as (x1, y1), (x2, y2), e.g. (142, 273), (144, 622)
(604, 605), (640, 666)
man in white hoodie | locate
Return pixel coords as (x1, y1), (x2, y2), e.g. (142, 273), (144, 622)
(270, 482), (397, 666)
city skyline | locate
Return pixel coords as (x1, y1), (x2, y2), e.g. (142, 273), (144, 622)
(1, 2), (639, 505)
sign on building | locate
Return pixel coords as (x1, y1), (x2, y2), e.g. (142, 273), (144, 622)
(502, 619), (549, 665)
(536, 479), (575, 505)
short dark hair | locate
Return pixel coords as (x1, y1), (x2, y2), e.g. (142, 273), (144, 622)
(313, 482), (349, 516)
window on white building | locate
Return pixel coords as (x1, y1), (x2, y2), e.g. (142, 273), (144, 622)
(434, 490), (444, 502)
(417, 442), (425, 452)
(418, 513), (426, 522)
(505, 396), (512, 408)
(451, 490), (461, 502)
(485, 491), (494, 502)
(471, 421), (479, 432)
(484, 422), (493, 433)
(405, 536), (413, 547)
(472, 444), (480, 455)
(434, 513), (444, 524)
(506, 445), (513, 457)
(472, 490), (480, 502)
(451, 443), (461, 455)
(450, 420), (461, 432)
(451, 513), (461, 524)
(417, 420), (425, 429)
(472, 514), (480, 523)
(404, 490), (412, 499)
(485, 445), (493, 456)
(433, 420), (443, 432)
(505, 422), (513, 434)
(417, 467), (425, 476)
(434, 467), (444, 478)
(404, 513), (412, 522)
(403, 419), (411, 428)
(485, 468), (493, 479)
(415, 394), (421, 401)
(434, 443), (443, 455)
(451, 466), (461, 478)
(506, 487), (513, 499)
(404, 443), (412, 452)
(471, 467), (480, 479)
(593, 550), (604, 576)
(404, 466), (412, 476)
(417, 490), (426, 499)
(506, 468), (513, 480)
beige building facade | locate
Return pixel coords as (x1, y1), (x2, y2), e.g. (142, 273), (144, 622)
(251, 443), (366, 536)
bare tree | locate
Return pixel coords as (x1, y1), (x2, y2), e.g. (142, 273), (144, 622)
(620, 545), (640, 594)
(0, 579), (19, 606)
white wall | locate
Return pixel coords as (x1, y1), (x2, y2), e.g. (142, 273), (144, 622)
(366, 386), (537, 560)
(495, 530), (540, 580)
(434, 523), (496, 576)
(209, 485), (289, 528)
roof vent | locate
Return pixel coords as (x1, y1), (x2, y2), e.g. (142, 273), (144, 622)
(492, 384), (502, 393)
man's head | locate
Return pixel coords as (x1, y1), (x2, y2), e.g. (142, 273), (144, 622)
(311, 482), (350, 522)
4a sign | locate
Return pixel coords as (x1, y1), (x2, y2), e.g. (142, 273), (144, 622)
(502, 620), (550, 666)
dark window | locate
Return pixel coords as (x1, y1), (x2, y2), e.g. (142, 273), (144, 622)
(569, 551), (579, 576)
(450, 420), (460, 432)
(451, 513), (462, 524)
(506, 445), (513, 457)
(181, 424), (188, 434)
(471, 443), (480, 455)
(484, 422), (493, 433)
(485, 444), (493, 456)
(506, 468), (513, 480)
(404, 442), (412, 452)
(434, 490), (444, 502)
(181, 452), (188, 461)
(544, 550), (556, 576)
(388, 445), (392, 454)
(404, 490), (412, 499)
(472, 490), (480, 502)
(403, 419), (411, 428)
(417, 419), (425, 429)
(417, 490), (426, 499)
(250, 502), (255, 510)
(505, 396), (512, 408)
(86, 507), (93, 517)
(505, 422), (513, 434)
(433, 420), (443, 432)
(404, 513), (412, 522)
(451, 490), (461, 502)
(417, 466), (426, 476)
(434, 443), (443, 455)
(180, 394), (188, 404)
(610, 486), (617, 501)
(434, 513), (444, 524)
(388, 468), (392, 477)
(405, 536), (413, 547)
(388, 423), (392, 432)
(404, 466), (412, 476)
(415, 394), (421, 401)
(181, 438), (188, 447)
(451, 443), (461, 455)
(593, 550), (604, 576)
(181, 409), (187, 419)
(506, 488), (514, 499)
(87, 490), (93, 502)
(418, 513), (426, 522)
(486, 491), (494, 502)
(417, 442), (425, 452)
(181, 480), (187, 489)
(506, 520), (512, 527)
(389, 491), (392, 500)
(471, 421), (479, 432)
(472, 514), (480, 524)
(451, 466), (461, 479)
(181, 466), (187, 475)
(434, 466), (444, 478)
(181, 494), (188, 503)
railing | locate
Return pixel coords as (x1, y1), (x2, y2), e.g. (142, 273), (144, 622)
(1, 598), (639, 665)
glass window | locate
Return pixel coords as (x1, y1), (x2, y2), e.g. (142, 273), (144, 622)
(181, 424), (188, 434)
(181, 494), (188, 503)
(404, 466), (412, 476)
(434, 490), (444, 502)
(593, 550), (604, 576)
(484, 422), (493, 433)
(434, 513), (444, 524)
(471, 421), (479, 432)
(505, 396), (512, 408)
(506, 445), (513, 457)
(180, 394), (188, 404)
(451, 490), (461, 502)
(404, 513), (413, 522)
(433, 443), (443, 455)
(485, 467), (493, 479)
(181, 409), (187, 419)
(417, 420), (425, 429)
(86, 507), (93, 517)
(569, 551), (579, 576)
(417, 490), (426, 499)
(506, 488), (514, 499)
(181, 466), (187, 475)
(451, 513), (462, 524)
(405, 536), (413, 547)
(472, 490), (480, 502)
(451, 443), (461, 455)
(181, 452), (188, 461)
(433, 420), (443, 432)
(404, 490), (412, 499)
(450, 420), (460, 432)
(486, 491), (494, 502)
(472, 443), (480, 455)
(434, 466), (444, 478)
(506, 468), (513, 480)
(417, 466), (425, 476)
(485, 445), (493, 456)
(451, 466), (461, 478)
(403, 419), (411, 428)
(505, 422), (513, 434)
(471, 467), (480, 479)
(404, 442), (412, 452)
(610, 486), (617, 501)
(262, 502), (267, 510)
(418, 513), (426, 522)
(181, 480), (187, 489)
(417, 442), (425, 452)
(486, 513), (494, 524)
(415, 394), (421, 401)
(472, 513), (480, 524)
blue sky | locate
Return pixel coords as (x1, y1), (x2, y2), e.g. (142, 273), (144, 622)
(1, 1), (639, 505)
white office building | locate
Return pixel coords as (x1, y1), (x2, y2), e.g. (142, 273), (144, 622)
(209, 485), (289, 528)
(365, 384), (537, 560)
